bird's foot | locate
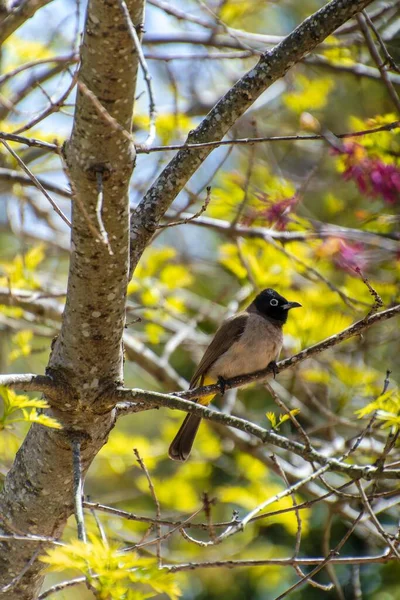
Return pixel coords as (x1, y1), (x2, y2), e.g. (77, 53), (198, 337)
(269, 361), (278, 379)
(217, 376), (227, 395)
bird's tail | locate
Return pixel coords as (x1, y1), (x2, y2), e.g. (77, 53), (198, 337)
(168, 413), (202, 461)
(169, 376), (216, 461)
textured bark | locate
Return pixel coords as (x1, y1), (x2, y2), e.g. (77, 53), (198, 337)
(0, 0), (144, 597)
(0, 0), (379, 597)
(130, 0), (374, 275)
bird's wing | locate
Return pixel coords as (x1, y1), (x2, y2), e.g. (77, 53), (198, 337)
(190, 312), (248, 388)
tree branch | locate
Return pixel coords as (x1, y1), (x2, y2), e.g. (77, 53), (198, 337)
(0, 0), (145, 597)
(0, 0), (53, 44)
(0, 374), (56, 394)
(129, 0), (375, 275)
(115, 304), (400, 480)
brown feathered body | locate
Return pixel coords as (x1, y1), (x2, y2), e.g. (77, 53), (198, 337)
(168, 288), (300, 461)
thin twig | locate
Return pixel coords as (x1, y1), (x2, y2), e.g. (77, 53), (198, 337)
(72, 438), (86, 543)
(266, 382), (313, 452)
(275, 512), (365, 599)
(166, 551), (391, 572)
(95, 170), (113, 255)
(133, 448), (162, 566)
(322, 512), (345, 600)
(125, 505), (205, 551)
(362, 10), (400, 72)
(221, 463), (331, 540)
(271, 454), (333, 592)
(12, 69), (78, 135)
(1, 120), (398, 156)
(202, 492), (217, 542)
(0, 547), (42, 593)
(357, 12), (400, 113)
(56, 145), (110, 247)
(157, 186), (211, 229)
(352, 565), (363, 600)
(355, 266), (384, 314)
(356, 481), (400, 558)
(0, 140), (71, 227)
(118, 0), (156, 147)
(134, 121), (400, 154)
(87, 497), (108, 546)
(77, 80), (133, 142)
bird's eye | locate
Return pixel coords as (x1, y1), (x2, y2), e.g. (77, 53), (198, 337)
(270, 299), (279, 306)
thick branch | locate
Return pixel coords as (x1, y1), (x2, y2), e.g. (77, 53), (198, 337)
(0, 0), (145, 598)
(163, 304), (400, 401)
(116, 391), (400, 480)
(115, 304), (400, 478)
(130, 0), (375, 274)
(0, 374), (55, 394)
(0, 0), (53, 44)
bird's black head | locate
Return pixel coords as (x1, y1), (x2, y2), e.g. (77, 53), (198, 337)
(253, 288), (301, 324)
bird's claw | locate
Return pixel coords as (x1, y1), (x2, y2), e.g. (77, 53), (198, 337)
(269, 361), (278, 379)
(217, 376), (227, 395)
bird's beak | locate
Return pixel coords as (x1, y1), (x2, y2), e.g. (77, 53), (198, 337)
(281, 301), (302, 310)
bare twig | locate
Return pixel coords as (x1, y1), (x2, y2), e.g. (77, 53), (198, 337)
(202, 492), (217, 542)
(271, 455), (333, 592)
(118, 0), (156, 147)
(72, 438), (86, 543)
(166, 552), (391, 572)
(12, 69), (78, 135)
(0, 167), (72, 198)
(55, 145), (113, 249)
(0, 140), (71, 227)
(2, 120), (398, 157)
(275, 512), (365, 599)
(221, 464), (331, 540)
(133, 448), (162, 566)
(362, 10), (400, 72)
(38, 576), (88, 599)
(266, 383), (313, 452)
(157, 186), (211, 229)
(0, 54), (77, 87)
(357, 12), (400, 113)
(0, 131), (58, 151)
(87, 498), (108, 545)
(352, 565), (363, 599)
(95, 170), (113, 255)
(0, 548), (42, 593)
(77, 80), (133, 142)
(356, 481), (400, 558)
(322, 512), (345, 600)
(355, 266), (384, 314)
(134, 120), (400, 154)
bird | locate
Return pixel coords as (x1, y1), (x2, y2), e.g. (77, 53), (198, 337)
(168, 288), (301, 461)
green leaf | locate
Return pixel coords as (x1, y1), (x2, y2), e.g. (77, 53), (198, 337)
(41, 536), (181, 600)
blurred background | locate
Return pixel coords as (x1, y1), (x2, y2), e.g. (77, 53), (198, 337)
(0, 0), (400, 598)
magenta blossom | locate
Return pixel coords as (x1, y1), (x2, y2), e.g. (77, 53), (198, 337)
(334, 240), (368, 273)
(369, 161), (400, 204)
(335, 142), (400, 204)
(243, 193), (298, 230)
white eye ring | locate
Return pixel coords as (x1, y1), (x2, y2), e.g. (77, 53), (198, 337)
(270, 298), (279, 306)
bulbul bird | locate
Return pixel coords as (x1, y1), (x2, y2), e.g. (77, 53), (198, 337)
(169, 288), (301, 461)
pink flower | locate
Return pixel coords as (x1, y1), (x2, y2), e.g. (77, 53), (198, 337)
(243, 193), (298, 230)
(334, 142), (400, 204)
(369, 161), (400, 204)
(334, 240), (368, 273)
